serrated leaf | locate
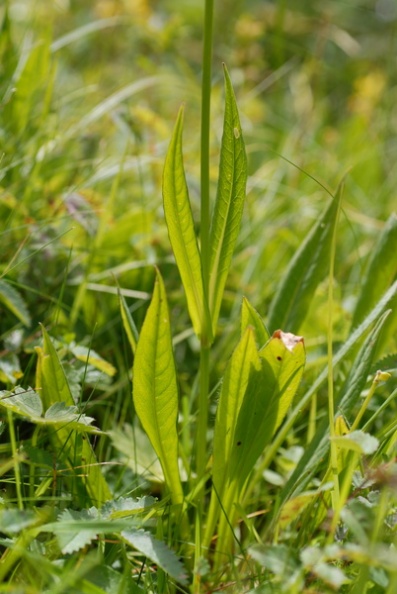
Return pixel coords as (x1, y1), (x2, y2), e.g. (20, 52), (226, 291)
(163, 107), (206, 339)
(249, 543), (299, 576)
(241, 297), (270, 347)
(133, 269), (183, 505)
(71, 345), (116, 377)
(0, 279), (31, 327)
(102, 496), (157, 519)
(0, 386), (42, 419)
(55, 508), (99, 554)
(44, 401), (96, 428)
(209, 66), (248, 334)
(267, 182), (343, 333)
(122, 529), (188, 585)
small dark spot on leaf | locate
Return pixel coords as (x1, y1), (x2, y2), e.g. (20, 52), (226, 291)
(277, 356), (282, 361)
(237, 441), (242, 446)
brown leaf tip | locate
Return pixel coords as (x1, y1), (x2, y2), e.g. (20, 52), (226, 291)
(273, 330), (304, 352)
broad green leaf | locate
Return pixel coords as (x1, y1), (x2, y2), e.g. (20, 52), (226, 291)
(241, 297), (270, 347)
(230, 331), (305, 490)
(0, 280), (31, 327)
(133, 269), (183, 505)
(352, 213), (397, 328)
(163, 107), (206, 339)
(209, 66), (248, 335)
(119, 290), (139, 354)
(36, 325), (112, 504)
(122, 529), (188, 585)
(56, 509), (99, 554)
(205, 328), (259, 546)
(267, 182), (343, 333)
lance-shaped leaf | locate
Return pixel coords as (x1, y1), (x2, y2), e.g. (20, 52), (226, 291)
(118, 290), (139, 354)
(163, 107), (206, 339)
(205, 328), (260, 546)
(36, 325), (112, 504)
(133, 269), (183, 505)
(229, 331), (305, 490)
(267, 182), (344, 333)
(351, 212), (397, 329)
(209, 66), (248, 334)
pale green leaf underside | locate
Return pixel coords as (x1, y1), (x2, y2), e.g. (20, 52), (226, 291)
(133, 269), (183, 504)
(267, 182), (344, 333)
(209, 66), (248, 334)
(163, 107), (205, 339)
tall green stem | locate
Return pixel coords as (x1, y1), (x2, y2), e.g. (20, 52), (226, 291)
(196, 0), (214, 480)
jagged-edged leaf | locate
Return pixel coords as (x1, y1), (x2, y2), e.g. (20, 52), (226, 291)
(209, 66), (247, 335)
(352, 213), (397, 328)
(55, 508), (99, 553)
(102, 496), (157, 519)
(70, 345), (116, 377)
(249, 543), (299, 576)
(163, 107), (206, 339)
(267, 182), (343, 333)
(0, 387), (42, 419)
(36, 325), (112, 503)
(0, 279), (31, 327)
(122, 529), (188, 585)
(44, 401), (96, 427)
(133, 269), (183, 505)
(119, 290), (139, 354)
(241, 297), (270, 347)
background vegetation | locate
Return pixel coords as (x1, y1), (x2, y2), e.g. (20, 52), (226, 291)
(0, 0), (396, 592)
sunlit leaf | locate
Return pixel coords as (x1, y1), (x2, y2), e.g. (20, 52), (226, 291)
(163, 107), (206, 339)
(209, 66), (247, 334)
(133, 269), (183, 505)
(0, 280), (31, 327)
(241, 297), (270, 348)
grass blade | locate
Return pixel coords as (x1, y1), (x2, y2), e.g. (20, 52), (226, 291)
(163, 107), (206, 339)
(241, 296), (270, 347)
(209, 65), (247, 335)
(267, 182), (344, 333)
(132, 269), (184, 505)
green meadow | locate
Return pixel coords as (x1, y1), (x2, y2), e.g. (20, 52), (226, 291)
(0, 1), (396, 592)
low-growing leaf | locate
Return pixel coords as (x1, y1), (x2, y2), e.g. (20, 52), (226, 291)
(133, 269), (183, 505)
(163, 107), (206, 339)
(209, 66), (248, 335)
(267, 182), (343, 333)
(122, 529), (188, 585)
(0, 387), (42, 419)
(332, 430), (379, 455)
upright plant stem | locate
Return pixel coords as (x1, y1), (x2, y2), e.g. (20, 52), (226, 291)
(194, 0), (214, 578)
(196, 0), (214, 480)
